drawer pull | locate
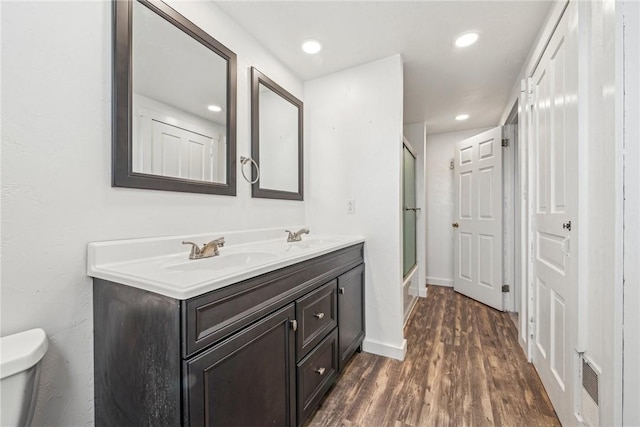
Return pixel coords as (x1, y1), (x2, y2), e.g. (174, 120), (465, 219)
(315, 367), (326, 375)
(314, 312), (325, 319)
(339, 287), (345, 295)
(290, 319), (298, 331)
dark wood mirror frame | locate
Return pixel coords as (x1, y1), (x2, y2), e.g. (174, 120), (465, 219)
(113, 0), (237, 195)
(251, 67), (303, 201)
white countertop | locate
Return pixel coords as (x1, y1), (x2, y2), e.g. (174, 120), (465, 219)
(87, 227), (364, 299)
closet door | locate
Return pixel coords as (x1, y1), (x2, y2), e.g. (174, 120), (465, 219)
(529, 3), (579, 425)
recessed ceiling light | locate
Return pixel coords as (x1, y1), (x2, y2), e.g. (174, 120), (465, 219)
(207, 104), (222, 112)
(302, 39), (322, 54)
(455, 114), (470, 121)
(455, 32), (479, 48)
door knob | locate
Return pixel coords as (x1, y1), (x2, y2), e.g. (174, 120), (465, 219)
(452, 223), (459, 228)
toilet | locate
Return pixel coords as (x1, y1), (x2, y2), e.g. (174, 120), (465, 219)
(1, 329), (48, 427)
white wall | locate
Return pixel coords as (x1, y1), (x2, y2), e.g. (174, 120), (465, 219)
(578, 1), (623, 424)
(623, 2), (640, 425)
(424, 128), (491, 287)
(304, 55), (406, 360)
(1, 2), (304, 425)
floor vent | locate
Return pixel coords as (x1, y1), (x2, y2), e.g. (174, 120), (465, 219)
(581, 357), (600, 427)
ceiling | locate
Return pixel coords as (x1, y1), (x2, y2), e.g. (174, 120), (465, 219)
(216, 0), (552, 135)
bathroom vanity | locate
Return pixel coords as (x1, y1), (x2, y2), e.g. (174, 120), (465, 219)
(88, 231), (365, 427)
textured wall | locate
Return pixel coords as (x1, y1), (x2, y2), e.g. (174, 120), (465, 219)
(1, 1), (303, 425)
(305, 56), (406, 359)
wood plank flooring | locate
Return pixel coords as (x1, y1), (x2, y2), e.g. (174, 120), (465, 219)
(307, 285), (560, 427)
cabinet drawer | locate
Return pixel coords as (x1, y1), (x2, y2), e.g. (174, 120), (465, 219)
(297, 329), (338, 426)
(296, 280), (337, 359)
(183, 243), (364, 357)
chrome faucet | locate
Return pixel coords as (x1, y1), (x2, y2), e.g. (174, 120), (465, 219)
(286, 229), (310, 242)
(182, 237), (225, 259)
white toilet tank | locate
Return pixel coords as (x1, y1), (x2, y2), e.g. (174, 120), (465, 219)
(1, 329), (49, 427)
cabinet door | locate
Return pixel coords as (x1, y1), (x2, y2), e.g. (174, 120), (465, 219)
(337, 264), (365, 371)
(185, 304), (296, 427)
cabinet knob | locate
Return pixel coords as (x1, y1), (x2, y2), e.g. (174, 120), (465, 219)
(315, 367), (326, 375)
(314, 312), (325, 319)
(339, 287), (345, 295)
(290, 319), (297, 331)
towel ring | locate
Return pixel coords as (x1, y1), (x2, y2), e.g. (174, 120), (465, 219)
(240, 156), (260, 184)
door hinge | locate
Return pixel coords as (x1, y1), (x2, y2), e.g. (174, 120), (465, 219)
(530, 241), (534, 262)
(502, 284), (510, 293)
(527, 77), (535, 108)
(529, 316), (535, 339)
(502, 138), (510, 147)
(290, 319), (297, 331)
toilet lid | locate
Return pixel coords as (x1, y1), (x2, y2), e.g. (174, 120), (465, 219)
(1, 328), (48, 379)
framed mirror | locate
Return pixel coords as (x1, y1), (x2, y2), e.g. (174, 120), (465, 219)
(251, 68), (303, 200)
(113, 0), (237, 195)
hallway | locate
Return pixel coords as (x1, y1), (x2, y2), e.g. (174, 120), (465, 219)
(308, 286), (560, 426)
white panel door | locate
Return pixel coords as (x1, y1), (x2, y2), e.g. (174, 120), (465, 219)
(149, 120), (217, 181)
(530, 3), (578, 425)
(453, 127), (503, 310)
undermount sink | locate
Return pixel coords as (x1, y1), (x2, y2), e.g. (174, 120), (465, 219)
(164, 250), (278, 272)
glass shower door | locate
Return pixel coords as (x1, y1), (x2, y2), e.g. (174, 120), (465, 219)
(403, 145), (417, 277)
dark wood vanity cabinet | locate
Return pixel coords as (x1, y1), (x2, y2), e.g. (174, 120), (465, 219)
(93, 243), (365, 427)
(297, 329), (339, 423)
(186, 304), (297, 427)
(338, 263), (365, 370)
(296, 280), (338, 358)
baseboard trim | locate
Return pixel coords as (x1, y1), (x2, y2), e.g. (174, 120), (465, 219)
(408, 287), (420, 297)
(362, 338), (407, 361)
(418, 286), (428, 298)
(426, 276), (453, 287)
(404, 296), (418, 325)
